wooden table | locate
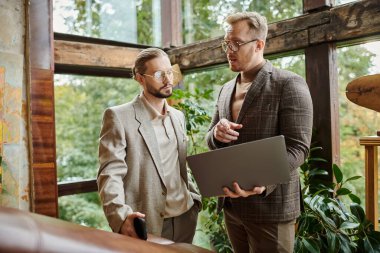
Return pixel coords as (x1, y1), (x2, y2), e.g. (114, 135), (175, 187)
(360, 135), (380, 230)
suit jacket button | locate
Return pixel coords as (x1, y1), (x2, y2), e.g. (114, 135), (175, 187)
(160, 212), (164, 217)
(162, 191), (166, 196)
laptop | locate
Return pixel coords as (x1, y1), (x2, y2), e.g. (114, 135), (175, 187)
(186, 135), (290, 198)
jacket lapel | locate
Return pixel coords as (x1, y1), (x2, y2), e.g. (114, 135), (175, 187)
(236, 61), (273, 124)
(168, 110), (188, 183)
(223, 78), (237, 121)
(133, 98), (166, 187)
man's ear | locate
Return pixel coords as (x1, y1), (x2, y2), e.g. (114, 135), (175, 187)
(135, 73), (144, 85)
(256, 40), (265, 52)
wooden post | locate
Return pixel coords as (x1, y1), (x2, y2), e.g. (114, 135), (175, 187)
(28, 0), (58, 217)
(360, 136), (380, 230)
(304, 0), (339, 181)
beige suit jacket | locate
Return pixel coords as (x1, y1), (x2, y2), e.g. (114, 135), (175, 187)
(97, 95), (201, 236)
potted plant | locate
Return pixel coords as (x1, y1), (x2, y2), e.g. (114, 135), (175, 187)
(295, 147), (380, 253)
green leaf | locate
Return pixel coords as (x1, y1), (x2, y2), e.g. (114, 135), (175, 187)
(337, 234), (354, 253)
(364, 236), (376, 253)
(310, 146), (323, 152)
(340, 221), (359, 230)
(326, 230), (338, 253)
(332, 164), (343, 184)
(301, 238), (320, 253)
(350, 203), (366, 223)
(345, 176), (361, 182)
(309, 169), (329, 177)
(336, 188), (351, 196)
(348, 194), (361, 205)
(308, 157), (328, 163)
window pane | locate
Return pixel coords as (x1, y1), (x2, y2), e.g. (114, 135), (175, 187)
(337, 41), (380, 208)
(53, 0), (161, 46)
(182, 0), (303, 44)
(54, 75), (140, 182)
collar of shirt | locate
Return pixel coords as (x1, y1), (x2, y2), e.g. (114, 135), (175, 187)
(139, 92), (170, 120)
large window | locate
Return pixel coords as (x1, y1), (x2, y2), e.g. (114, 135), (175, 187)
(337, 41), (380, 208)
(55, 75), (140, 182)
(182, 0), (303, 44)
(53, 0), (162, 46)
(55, 74), (140, 229)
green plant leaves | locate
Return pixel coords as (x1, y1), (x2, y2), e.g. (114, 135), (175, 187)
(297, 156), (378, 253)
(326, 230), (338, 253)
(340, 221), (359, 230)
(348, 194), (361, 205)
(350, 203), (366, 223)
(333, 164), (343, 184)
(301, 238), (320, 253)
(336, 187), (351, 196)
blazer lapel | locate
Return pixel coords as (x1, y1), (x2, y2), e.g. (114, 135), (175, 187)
(236, 61), (273, 124)
(223, 78), (237, 121)
(133, 98), (166, 187)
(168, 110), (188, 183)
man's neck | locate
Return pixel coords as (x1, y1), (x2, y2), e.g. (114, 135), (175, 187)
(143, 92), (166, 115)
(240, 59), (265, 83)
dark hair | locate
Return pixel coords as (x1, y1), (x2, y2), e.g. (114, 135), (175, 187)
(132, 48), (168, 79)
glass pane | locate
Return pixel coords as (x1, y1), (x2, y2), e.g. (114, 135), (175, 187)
(54, 75), (140, 182)
(59, 192), (111, 231)
(337, 41), (380, 208)
(182, 0), (303, 44)
(53, 0), (161, 46)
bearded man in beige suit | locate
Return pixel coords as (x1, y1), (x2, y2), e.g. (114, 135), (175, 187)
(97, 48), (201, 243)
(206, 12), (313, 252)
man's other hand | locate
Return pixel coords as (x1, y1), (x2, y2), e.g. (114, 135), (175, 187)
(223, 182), (266, 198)
(120, 212), (145, 238)
(214, 118), (243, 143)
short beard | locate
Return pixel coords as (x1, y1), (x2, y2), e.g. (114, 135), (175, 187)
(147, 85), (172, 99)
(153, 91), (172, 98)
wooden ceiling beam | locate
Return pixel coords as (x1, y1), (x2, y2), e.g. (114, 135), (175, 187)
(54, 40), (143, 77)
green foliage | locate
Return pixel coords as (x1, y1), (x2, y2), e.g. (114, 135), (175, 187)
(296, 149), (380, 253)
(337, 45), (377, 209)
(183, 0), (303, 43)
(171, 87), (232, 252)
(172, 88), (213, 154)
(59, 192), (111, 231)
(55, 76), (139, 182)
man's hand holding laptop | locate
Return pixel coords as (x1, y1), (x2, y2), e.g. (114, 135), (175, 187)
(214, 118), (266, 198)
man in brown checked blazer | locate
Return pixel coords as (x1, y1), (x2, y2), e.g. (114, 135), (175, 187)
(206, 12), (313, 253)
(97, 48), (201, 243)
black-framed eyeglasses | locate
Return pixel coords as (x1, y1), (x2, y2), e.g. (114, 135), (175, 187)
(221, 39), (258, 52)
(141, 69), (175, 82)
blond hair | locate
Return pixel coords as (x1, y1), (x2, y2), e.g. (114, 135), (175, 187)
(226, 12), (268, 41)
(132, 48), (168, 78)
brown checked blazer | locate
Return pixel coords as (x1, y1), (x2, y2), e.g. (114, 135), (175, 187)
(206, 61), (313, 222)
(97, 95), (201, 236)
